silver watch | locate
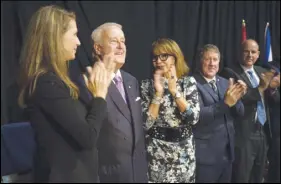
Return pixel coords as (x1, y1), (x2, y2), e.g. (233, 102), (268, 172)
(174, 91), (181, 99)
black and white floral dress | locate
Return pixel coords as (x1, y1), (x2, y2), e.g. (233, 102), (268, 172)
(140, 76), (200, 183)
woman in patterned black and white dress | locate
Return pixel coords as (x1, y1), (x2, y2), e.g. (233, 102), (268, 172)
(141, 38), (200, 183)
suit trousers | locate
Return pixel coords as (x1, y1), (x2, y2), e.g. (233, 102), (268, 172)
(232, 125), (268, 183)
(196, 146), (232, 183)
(266, 137), (280, 183)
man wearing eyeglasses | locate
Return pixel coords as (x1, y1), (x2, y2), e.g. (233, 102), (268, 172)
(192, 44), (247, 183)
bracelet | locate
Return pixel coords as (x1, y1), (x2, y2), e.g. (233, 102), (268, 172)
(173, 91), (182, 99)
(151, 95), (162, 105)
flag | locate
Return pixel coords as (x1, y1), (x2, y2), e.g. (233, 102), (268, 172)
(264, 23), (279, 73)
(242, 19), (247, 43)
(264, 22), (273, 63)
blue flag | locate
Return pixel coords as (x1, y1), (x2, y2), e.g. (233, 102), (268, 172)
(264, 23), (279, 74)
(265, 22), (273, 63)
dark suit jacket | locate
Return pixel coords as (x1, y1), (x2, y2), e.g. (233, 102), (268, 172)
(74, 70), (148, 183)
(268, 88), (280, 138)
(192, 73), (244, 165)
(230, 65), (280, 147)
(26, 72), (107, 183)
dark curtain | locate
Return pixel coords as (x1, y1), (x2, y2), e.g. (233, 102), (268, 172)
(1, 1), (280, 124)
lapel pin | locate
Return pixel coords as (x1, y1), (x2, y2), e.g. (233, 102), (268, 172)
(129, 85), (131, 89)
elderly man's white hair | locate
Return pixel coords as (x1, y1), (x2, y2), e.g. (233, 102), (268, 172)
(91, 22), (123, 44)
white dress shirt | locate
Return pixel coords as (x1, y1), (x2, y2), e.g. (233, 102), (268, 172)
(240, 65), (260, 86)
(202, 75), (216, 84)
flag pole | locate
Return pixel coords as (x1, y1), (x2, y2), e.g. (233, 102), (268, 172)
(242, 19), (247, 43)
(264, 22), (273, 64)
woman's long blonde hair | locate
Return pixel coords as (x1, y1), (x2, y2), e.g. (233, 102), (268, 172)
(152, 38), (189, 78)
(18, 5), (79, 108)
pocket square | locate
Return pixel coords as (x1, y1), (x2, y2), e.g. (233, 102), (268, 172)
(135, 97), (141, 102)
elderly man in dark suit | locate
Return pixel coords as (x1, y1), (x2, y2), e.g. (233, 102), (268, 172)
(72, 22), (148, 183)
(192, 44), (246, 183)
(226, 39), (280, 183)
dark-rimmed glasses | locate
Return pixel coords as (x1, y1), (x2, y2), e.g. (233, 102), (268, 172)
(152, 53), (174, 62)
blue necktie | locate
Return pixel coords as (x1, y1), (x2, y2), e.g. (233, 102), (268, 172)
(247, 70), (266, 125)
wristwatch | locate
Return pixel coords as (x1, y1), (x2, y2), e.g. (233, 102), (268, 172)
(174, 91), (181, 99)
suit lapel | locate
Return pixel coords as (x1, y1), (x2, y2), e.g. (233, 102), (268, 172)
(216, 77), (227, 100)
(234, 65), (253, 87)
(108, 81), (131, 122)
(194, 73), (219, 102)
(204, 83), (220, 102)
(122, 73), (134, 109)
(253, 66), (263, 78)
(122, 71), (141, 146)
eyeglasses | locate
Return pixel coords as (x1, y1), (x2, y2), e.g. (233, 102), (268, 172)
(152, 53), (174, 62)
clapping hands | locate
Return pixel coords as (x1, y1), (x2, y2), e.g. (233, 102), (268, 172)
(83, 53), (117, 99)
(259, 70), (276, 92)
(166, 64), (178, 97)
(224, 78), (247, 107)
(153, 64), (178, 97)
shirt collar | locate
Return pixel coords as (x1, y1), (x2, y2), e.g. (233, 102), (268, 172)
(111, 69), (121, 82)
(240, 64), (254, 73)
(201, 72), (216, 83)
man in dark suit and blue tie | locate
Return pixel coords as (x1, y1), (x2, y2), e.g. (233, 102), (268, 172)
(229, 39), (280, 183)
(75, 22), (148, 183)
(192, 44), (247, 183)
